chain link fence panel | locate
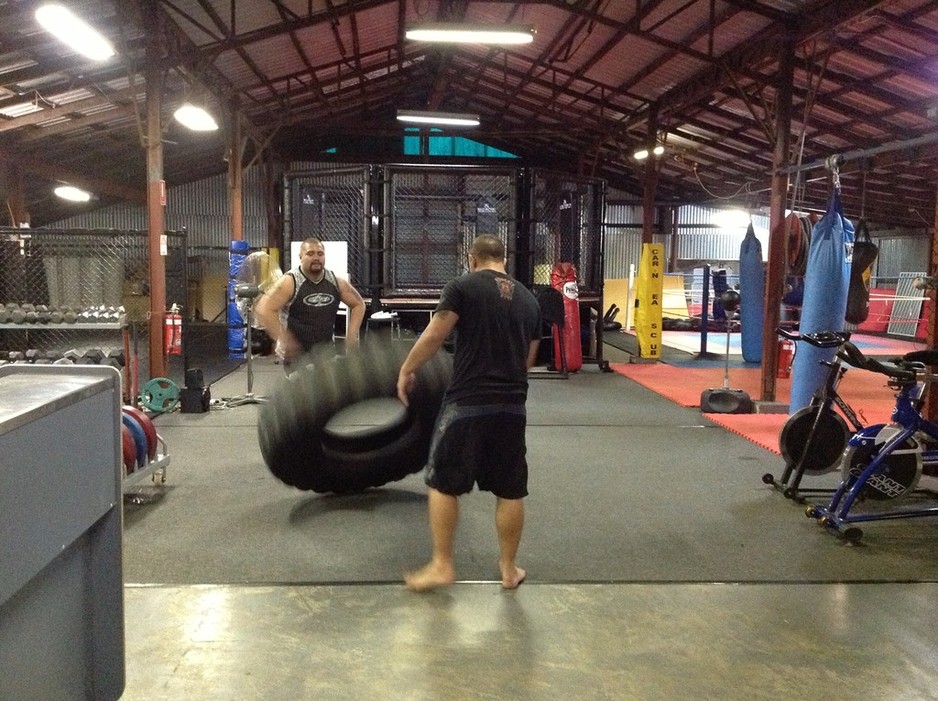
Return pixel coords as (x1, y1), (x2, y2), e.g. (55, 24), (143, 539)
(0, 228), (186, 367)
(283, 166), (370, 292)
(527, 170), (604, 294)
(385, 165), (518, 296)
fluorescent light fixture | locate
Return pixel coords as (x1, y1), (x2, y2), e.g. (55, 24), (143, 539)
(634, 145), (665, 160)
(396, 109), (480, 127)
(174, 103), (219, 131)
(54, 185), (91, 202)
(405, 23), (535, 45)
(713, 208), (750, 229)
(35, 4), (115, 61)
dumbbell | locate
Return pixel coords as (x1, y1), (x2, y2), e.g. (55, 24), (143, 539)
(102, 349), (126, 368)
(82, 348), (106, 364)
(8, 351), (25, 362)
(63, 349), (83, 363)
(62, 308), (78, 323)
(24, 349), (43, 363)
(0, 307), (10, 323)
(9, 305), (25, 324)
(36, 305), (51, 323)
(49, 307), (63, 323)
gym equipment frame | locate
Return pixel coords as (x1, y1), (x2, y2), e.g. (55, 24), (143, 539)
(806, 345), (938, 542)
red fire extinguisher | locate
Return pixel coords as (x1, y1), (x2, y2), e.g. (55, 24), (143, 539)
(164, 303), (183, 356)
(777, 339), (795, 379)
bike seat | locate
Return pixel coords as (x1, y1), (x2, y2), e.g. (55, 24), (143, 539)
(903, 349), (938, 367)
(803, 331), (850, 348)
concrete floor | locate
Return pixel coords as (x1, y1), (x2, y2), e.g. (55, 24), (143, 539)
(115, 344), (938, 700)
(122, 582), (938, 700)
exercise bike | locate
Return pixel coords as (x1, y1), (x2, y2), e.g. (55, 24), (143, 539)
(762, 328), (867, 501)
(806, 344), (938, 542)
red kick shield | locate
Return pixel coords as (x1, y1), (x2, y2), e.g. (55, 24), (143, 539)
(550, 262), (582, 372)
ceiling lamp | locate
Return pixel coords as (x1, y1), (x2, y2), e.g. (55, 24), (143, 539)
(35, 4), (115, 61)
(405, 23), (535, 45)
(634, 145), (665, 160)
(396, 109), (480, 127)
(174, 103), (219, 131)
(54, 185), (92, 202)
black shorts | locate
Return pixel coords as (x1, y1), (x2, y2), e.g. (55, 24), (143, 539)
(424, 403), (528, 499)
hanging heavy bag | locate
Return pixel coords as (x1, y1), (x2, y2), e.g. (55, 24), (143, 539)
(789, 189), (855, 413)
(845, 219), (878, 325)
(739, 223), (765, 364)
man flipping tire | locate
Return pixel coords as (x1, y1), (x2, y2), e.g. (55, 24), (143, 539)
(396, 235), (541, 592)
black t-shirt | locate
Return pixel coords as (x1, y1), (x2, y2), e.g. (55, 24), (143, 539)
(436, 269), (541, 404)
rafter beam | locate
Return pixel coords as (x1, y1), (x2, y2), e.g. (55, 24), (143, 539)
(0, 148), (147, 204)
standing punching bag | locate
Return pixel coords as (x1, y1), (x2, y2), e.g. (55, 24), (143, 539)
(845, 219), (878, 324)
(738, 223), (765, 363)
(789, 190), (855, 413)
(551, 262), (583, 372)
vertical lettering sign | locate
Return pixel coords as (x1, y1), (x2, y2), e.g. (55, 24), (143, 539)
(634, 243), (664, 359)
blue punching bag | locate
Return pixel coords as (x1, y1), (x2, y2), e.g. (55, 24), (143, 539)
(788, 191), (855, 412)
(738, 223), (764, 363)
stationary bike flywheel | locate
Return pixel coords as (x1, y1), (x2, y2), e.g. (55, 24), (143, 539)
(779, 406), (848, 475)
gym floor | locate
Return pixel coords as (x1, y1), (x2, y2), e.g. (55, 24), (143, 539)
(117, 343), (938, 701)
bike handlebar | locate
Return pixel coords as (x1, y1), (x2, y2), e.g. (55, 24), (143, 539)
(776, 327), (850, 348)
(836, 341), (919, 384)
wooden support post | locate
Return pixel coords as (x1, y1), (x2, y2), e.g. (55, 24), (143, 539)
(229, 106), (244, 243)
(667, 206), (679, 273)
(640, 109), (659, 246)
(1, 161), (28, 226)
(145, 9), (167, 380)
(760, 38), (795, 403)
(924, 186), (938, 421)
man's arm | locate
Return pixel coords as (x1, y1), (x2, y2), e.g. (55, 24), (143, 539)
(254, 274), (300, 360)
(526, 338), (541, 369)
(396, 309), (458, 406)
(338, 278), (365, 347)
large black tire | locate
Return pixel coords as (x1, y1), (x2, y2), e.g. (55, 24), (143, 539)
(779, 406), (849, 475)
(258, 341), (452, 493)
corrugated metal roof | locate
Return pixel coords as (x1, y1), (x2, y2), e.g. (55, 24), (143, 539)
(2, 0), (938, 231)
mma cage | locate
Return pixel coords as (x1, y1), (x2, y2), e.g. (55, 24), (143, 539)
(283, 163), (607, 369)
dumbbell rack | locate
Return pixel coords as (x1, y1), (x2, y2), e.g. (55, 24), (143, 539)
(0, 320), (131, 401)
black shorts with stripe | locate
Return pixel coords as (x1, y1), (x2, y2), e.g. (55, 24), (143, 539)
(424, 402), (528, 499)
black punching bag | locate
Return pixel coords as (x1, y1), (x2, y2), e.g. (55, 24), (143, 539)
(845, 219), (878, 325)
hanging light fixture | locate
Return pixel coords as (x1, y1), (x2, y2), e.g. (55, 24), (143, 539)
(35, 4), (115, 61)
(396, 109), (480, 127)
(405, 23), (535, 45)
(173, 103), (219, 131)
(54, 185), (92, 202)
(634, 145), (665, 160)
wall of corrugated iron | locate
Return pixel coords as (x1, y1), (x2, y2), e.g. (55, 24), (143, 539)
(49, 166), (270, 276)
(603, 204), (771, 278)
(871, 235), (931, 286)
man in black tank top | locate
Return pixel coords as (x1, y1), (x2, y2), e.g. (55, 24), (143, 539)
(256, 237), (365, 367)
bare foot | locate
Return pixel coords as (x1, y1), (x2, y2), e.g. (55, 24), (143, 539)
(404, 562), (455, 592)
(501, 565), (526, 590)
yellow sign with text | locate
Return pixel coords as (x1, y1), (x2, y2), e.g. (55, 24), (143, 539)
(634, 243), (664, 359)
